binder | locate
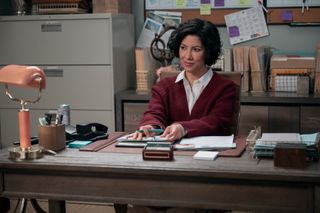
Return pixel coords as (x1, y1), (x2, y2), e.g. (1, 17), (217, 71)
(249, 45), (270, 92)
(233, 46), (250, 92)
(223, 48), (233, 72)
(314, 44), (320, 94)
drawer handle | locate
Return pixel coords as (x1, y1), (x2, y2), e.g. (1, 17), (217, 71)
(41, 23), (62, 32)
(43, 68), (63, 77)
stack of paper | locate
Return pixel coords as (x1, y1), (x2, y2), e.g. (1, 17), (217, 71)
(193, 151), (219, 161)
(175, 135), (235, 151)
(116, 135), (169, 148)
(254, 132), (320, 158)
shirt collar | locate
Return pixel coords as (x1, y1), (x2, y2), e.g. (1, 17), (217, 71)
(175, 68), (214, 84)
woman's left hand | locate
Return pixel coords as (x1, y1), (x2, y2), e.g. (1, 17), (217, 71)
(162, 123), (185, 141)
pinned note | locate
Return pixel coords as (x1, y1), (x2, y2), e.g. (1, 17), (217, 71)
(200, 0), (211, 15)
(281, 10), (293, 22)
(215, 0), (225, 7)
(228, 26), (240, 37)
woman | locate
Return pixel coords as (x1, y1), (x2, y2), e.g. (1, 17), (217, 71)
(128, 17), (235, 213)
(131, 18), (237, 142)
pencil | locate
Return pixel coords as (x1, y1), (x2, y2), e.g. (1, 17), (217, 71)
(137, 129), (164, 134)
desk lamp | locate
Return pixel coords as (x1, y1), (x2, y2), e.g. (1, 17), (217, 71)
(0, 64), (46, 160)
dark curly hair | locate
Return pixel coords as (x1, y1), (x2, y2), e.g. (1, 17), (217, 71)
(167, 18), (222, 66)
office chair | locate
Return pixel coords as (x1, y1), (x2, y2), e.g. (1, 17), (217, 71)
(159, 70), (242, 136)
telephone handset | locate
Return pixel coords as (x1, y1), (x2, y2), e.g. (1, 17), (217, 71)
(66, 123), (108, 142)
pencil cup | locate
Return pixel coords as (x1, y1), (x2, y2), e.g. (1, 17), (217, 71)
(38, 124), (66, 151)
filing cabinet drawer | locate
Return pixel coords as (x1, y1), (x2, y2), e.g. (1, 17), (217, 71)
(0, 109), (113, 148)
(0, 65), (113, 110)
(0, 15), (111, 65)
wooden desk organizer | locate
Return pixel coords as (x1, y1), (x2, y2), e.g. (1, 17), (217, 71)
(274, 143), (307, 169)
(38, 124), (66, 151)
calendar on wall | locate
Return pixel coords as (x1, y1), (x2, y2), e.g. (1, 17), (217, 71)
(224, 6), (269, 45)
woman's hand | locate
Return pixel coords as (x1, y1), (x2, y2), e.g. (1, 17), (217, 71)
(162, 123), (185, 142)
(128, 125), (155, 140)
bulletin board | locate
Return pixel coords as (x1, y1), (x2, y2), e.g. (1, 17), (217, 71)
(145, 0), (320, 25)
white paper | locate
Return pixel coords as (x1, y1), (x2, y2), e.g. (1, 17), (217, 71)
(260, 133), (300, 142)
(224, 6), (269, 45)
(177, 135), (234, 150)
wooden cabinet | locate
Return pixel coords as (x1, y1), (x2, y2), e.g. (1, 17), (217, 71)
(301, 106), (320, 133)
(239, 106), (268, 135)
(0, 14), (135, 148)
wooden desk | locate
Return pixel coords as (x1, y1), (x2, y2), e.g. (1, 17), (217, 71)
(0, 148), (320, 213)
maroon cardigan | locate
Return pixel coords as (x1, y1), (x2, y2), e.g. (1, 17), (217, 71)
(140, 73), (237, 137)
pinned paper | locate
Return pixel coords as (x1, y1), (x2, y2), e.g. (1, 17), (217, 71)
(228, 26), (240, 37)
(200, 3), (211, 15)
(239, 0), (249, 6)
(224, 7), (269, 45)
(281, 10), (293, 22)
(176, 0), (187, 8)
(200, 0), (211, 15)
(215, 0), (225, 7)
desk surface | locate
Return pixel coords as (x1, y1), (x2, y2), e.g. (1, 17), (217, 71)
(1, 148), (320, 212)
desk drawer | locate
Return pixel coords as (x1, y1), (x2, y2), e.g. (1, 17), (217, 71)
(0, 17), (111, 65)
(0, 65), (113, 110)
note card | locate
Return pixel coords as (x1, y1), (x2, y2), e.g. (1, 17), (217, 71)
(193, 151), (219, 160)
(228, 26), (240, 37)
(215, 0), (225, 7)
(224, 6), (269, 45)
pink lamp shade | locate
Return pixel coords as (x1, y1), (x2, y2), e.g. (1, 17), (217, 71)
(0, 64), (46, 89)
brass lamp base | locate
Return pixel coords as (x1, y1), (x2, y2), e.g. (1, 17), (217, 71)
(8, 146), (43, 160)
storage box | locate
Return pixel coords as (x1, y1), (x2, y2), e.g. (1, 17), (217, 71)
(274, 143), (307, 169)
(93, 0), (131, 13)
(136, 70), (156, 94)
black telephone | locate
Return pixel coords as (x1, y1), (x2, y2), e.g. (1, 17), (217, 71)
(66, 123), (108, 142)
(13, 123), (108, 146)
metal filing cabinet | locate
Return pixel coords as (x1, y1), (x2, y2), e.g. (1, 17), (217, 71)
(0, 14), (135, 148)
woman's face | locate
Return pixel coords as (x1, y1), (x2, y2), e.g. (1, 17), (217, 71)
(179, 35), (206, 74)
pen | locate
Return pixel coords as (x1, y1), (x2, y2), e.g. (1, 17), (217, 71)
(137, 129), (164, 134)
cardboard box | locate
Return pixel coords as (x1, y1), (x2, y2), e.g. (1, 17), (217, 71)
(271, 55), (315, 69)
(93, 0), (131, 13)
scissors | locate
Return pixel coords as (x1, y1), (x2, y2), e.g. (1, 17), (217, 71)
(302, 0), (309, 14)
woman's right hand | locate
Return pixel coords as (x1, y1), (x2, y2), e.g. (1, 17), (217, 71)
(128, 125), (154, 140)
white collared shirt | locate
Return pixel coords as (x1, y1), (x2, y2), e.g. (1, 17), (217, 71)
(175, 69), (213, 114)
